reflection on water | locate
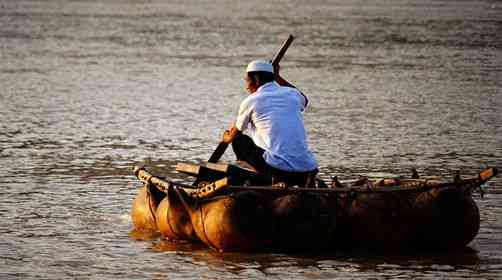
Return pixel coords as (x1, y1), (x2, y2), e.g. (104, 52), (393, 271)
(1, 0), (501, 279)
(134, 238), (489, 279)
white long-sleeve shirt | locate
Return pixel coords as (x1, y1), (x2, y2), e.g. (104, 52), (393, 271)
(235, 82), (318, 172)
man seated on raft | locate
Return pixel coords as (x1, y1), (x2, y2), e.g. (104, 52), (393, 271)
(221, 60), (319, 188)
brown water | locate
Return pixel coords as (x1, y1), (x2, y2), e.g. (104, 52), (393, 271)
(1, 0), (501, 279)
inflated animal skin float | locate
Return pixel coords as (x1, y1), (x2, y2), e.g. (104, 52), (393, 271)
(131, 163), (497, 252)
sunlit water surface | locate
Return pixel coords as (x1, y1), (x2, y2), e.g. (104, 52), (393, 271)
(1, 0), (501, 279)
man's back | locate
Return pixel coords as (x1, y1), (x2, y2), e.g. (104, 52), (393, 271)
(236, 82), (318, 172)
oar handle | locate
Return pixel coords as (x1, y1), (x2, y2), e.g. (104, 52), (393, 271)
(271, 34), (295, 66)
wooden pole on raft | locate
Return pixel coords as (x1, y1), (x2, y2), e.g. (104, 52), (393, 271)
(208, 35), (295, 163)
(133, 166), (497, 198)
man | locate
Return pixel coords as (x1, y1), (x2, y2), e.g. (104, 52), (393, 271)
(221, 60), (318, 187)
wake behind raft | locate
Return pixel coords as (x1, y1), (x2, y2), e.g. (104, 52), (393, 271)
(130, 162), (497, 253)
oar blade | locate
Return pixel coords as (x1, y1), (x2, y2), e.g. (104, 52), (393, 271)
(208, 142), (229, 163)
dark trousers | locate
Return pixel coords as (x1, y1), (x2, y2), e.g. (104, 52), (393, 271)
(232, 134), (318, 188)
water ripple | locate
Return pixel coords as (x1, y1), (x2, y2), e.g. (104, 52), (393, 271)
(1, 0), (501, 279)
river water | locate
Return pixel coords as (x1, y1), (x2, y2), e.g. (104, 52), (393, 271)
(1, 0), (501, 279)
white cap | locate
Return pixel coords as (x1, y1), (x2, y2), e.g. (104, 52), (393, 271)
(246, 60), (274, 73)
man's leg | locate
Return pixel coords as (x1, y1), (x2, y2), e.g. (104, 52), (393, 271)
(231, 134), (268, 174)
(269, 166), (319, 188)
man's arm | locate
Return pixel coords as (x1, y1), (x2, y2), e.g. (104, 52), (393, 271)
(274, 63), (295, 88)
(274, 64), (309, 107)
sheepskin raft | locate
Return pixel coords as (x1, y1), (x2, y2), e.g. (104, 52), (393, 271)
(130, 163), (497, 252)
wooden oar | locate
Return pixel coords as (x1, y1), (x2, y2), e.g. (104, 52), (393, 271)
(208, 141), (230, 163)
(208, 34), (295, 163)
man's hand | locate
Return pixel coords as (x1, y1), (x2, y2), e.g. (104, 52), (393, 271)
(222, 125), (239, 144)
